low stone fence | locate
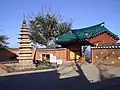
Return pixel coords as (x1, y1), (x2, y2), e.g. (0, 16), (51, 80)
(0, 60), (19, 64)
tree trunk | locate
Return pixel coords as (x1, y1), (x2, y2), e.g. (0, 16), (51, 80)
(32, 44), (38, 61)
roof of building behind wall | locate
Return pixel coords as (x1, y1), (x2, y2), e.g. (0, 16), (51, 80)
(56, 22), (119, 44)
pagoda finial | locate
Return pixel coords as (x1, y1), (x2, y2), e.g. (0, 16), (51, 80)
(23, 13), (26, 24)
(23, 19), (26, 24)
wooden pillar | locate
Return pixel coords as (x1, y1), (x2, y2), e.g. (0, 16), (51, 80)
(80, 45), (82, 57)
(91, 47), (94, 64)
(66, 48), (70, 61)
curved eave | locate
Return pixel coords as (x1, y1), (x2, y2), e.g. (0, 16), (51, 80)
(19, 47), (32, 49)
(56, 40), (76, 44)
(56, 23), (119, 44)
(21, 27), (29, 29)
(56, 38), (89, 45)
(105, 32), (119, 40)
(19, 46), (32, 48)
(88, 31), (119, 40)
(18, 37), (28, 39)
(18, 42), (31, 44)
(20, 30), (29, 32)
(19, 34), (29, 35)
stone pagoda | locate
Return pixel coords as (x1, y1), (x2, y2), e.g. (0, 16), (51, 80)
(17, 20), (33, 68)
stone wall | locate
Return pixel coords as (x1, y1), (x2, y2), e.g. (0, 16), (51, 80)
(0, 48), (67, 62)
(35, 48), (67, 61)
(92, 47), (120, 65)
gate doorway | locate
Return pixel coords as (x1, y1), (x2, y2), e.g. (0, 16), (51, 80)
(81, 45), (91, 63)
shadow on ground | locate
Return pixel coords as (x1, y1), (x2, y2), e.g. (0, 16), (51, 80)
(0, 62), (120, 90)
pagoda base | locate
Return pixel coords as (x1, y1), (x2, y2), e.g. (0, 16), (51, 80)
(18, 60), (35, 70)
(4, 60), (36, 71)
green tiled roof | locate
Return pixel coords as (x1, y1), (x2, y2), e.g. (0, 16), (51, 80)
(56, 22), (119, 44)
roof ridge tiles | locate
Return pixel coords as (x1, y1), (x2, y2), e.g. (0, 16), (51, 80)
(56, 22), (119, 44)
(71, 22), (104, 31)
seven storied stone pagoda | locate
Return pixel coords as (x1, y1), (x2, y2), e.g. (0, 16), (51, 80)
(17, 20), (33, 67)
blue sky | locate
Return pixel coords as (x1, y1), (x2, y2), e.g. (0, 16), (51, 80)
(0, 0), (120, 48)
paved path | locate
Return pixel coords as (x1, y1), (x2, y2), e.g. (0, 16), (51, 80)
(0, 68), (55, 76)
(0, 68), (7, 75)
(80, 63), (101, 82)
(58, 62), (100, 83)
(0, 62), (120, 90)
(57, 62), (79, 79)
(106, 66), (120, 77)
(98, 65), (120, 79)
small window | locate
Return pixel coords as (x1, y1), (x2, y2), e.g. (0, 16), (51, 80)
(46, 54), (50, 59)
(42, 54), (50, 61)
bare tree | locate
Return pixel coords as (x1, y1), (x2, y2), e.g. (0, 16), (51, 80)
(28, 10), (72, 48)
